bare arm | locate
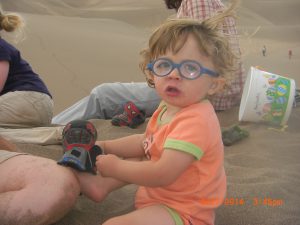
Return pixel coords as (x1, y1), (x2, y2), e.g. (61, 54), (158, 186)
(0, 61), (9, 92)
(96, 148), (195, 187)
(96, 133), (145, 158)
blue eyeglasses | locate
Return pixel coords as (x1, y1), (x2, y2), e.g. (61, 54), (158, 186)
(147, 58), (218, 80)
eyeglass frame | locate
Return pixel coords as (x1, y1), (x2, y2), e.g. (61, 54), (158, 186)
(146, 57), (219, 80)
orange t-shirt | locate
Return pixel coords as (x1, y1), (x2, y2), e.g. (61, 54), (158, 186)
(135, 101), (226, 225)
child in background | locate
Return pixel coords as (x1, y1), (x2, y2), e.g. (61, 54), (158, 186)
(76, 1), (238, 224)
(0, 8), (53, 128)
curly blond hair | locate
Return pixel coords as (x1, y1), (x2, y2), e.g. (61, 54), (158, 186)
(140, 0), (239, 87)
(0, 6), (23, 33)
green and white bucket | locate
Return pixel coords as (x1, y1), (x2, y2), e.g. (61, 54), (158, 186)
(239, 67), (296, 126)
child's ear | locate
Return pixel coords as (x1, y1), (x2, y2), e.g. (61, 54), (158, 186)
(207, 77), (226, 95)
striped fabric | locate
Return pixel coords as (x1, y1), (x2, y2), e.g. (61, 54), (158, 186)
(177, 0), (245, 110)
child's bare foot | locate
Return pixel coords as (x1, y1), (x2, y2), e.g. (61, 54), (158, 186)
(75, 171), (126, 202)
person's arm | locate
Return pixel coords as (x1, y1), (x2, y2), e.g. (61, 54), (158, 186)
(96, 148), (195, 187)
(0, 60), (9, 92)
(96, 133), (146, 158)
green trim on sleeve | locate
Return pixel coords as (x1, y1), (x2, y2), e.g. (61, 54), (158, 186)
(164, 138), (203, 160)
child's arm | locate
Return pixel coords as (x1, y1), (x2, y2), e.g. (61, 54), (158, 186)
(96, 133), (145, 158)
(96, 148), (195, 187)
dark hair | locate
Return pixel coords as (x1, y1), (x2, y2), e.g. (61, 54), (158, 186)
(163, 0), (182, 11)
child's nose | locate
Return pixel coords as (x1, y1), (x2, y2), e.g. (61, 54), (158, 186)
(168, 68), (181, 80)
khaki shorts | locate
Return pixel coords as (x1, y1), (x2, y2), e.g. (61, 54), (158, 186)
(0, 150), (27, 164)
(0, 91), (53, 128)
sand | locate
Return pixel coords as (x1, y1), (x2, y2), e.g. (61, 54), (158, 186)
(1, 0), (300, 224)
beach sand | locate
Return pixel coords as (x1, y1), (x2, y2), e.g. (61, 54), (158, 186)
(2, 0), (300, 224)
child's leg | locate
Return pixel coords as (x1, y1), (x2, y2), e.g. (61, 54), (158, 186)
(75, 156), (142, 202)
(75, 171), (127, 202)
(103, 205), (180, 225)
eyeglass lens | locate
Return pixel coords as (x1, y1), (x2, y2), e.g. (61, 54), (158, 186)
(153, 59), (201, 79)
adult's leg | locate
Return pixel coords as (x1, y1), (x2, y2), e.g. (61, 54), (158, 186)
(0, 126), (63, 145)
(0, 91), (53, 128)
(52, 82), (160, 125)
(0, 92), (61, 145)
(0, 154), (80, 225)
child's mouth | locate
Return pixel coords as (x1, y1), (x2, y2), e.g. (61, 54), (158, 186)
(165, 86), (180, 96)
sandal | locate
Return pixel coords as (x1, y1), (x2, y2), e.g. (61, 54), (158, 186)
(111, 101), (145, 128)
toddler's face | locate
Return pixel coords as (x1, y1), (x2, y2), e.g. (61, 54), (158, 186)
(153, 34), (218, 108)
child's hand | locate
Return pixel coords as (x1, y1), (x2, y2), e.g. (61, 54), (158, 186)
(95, 154), (119, 177)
